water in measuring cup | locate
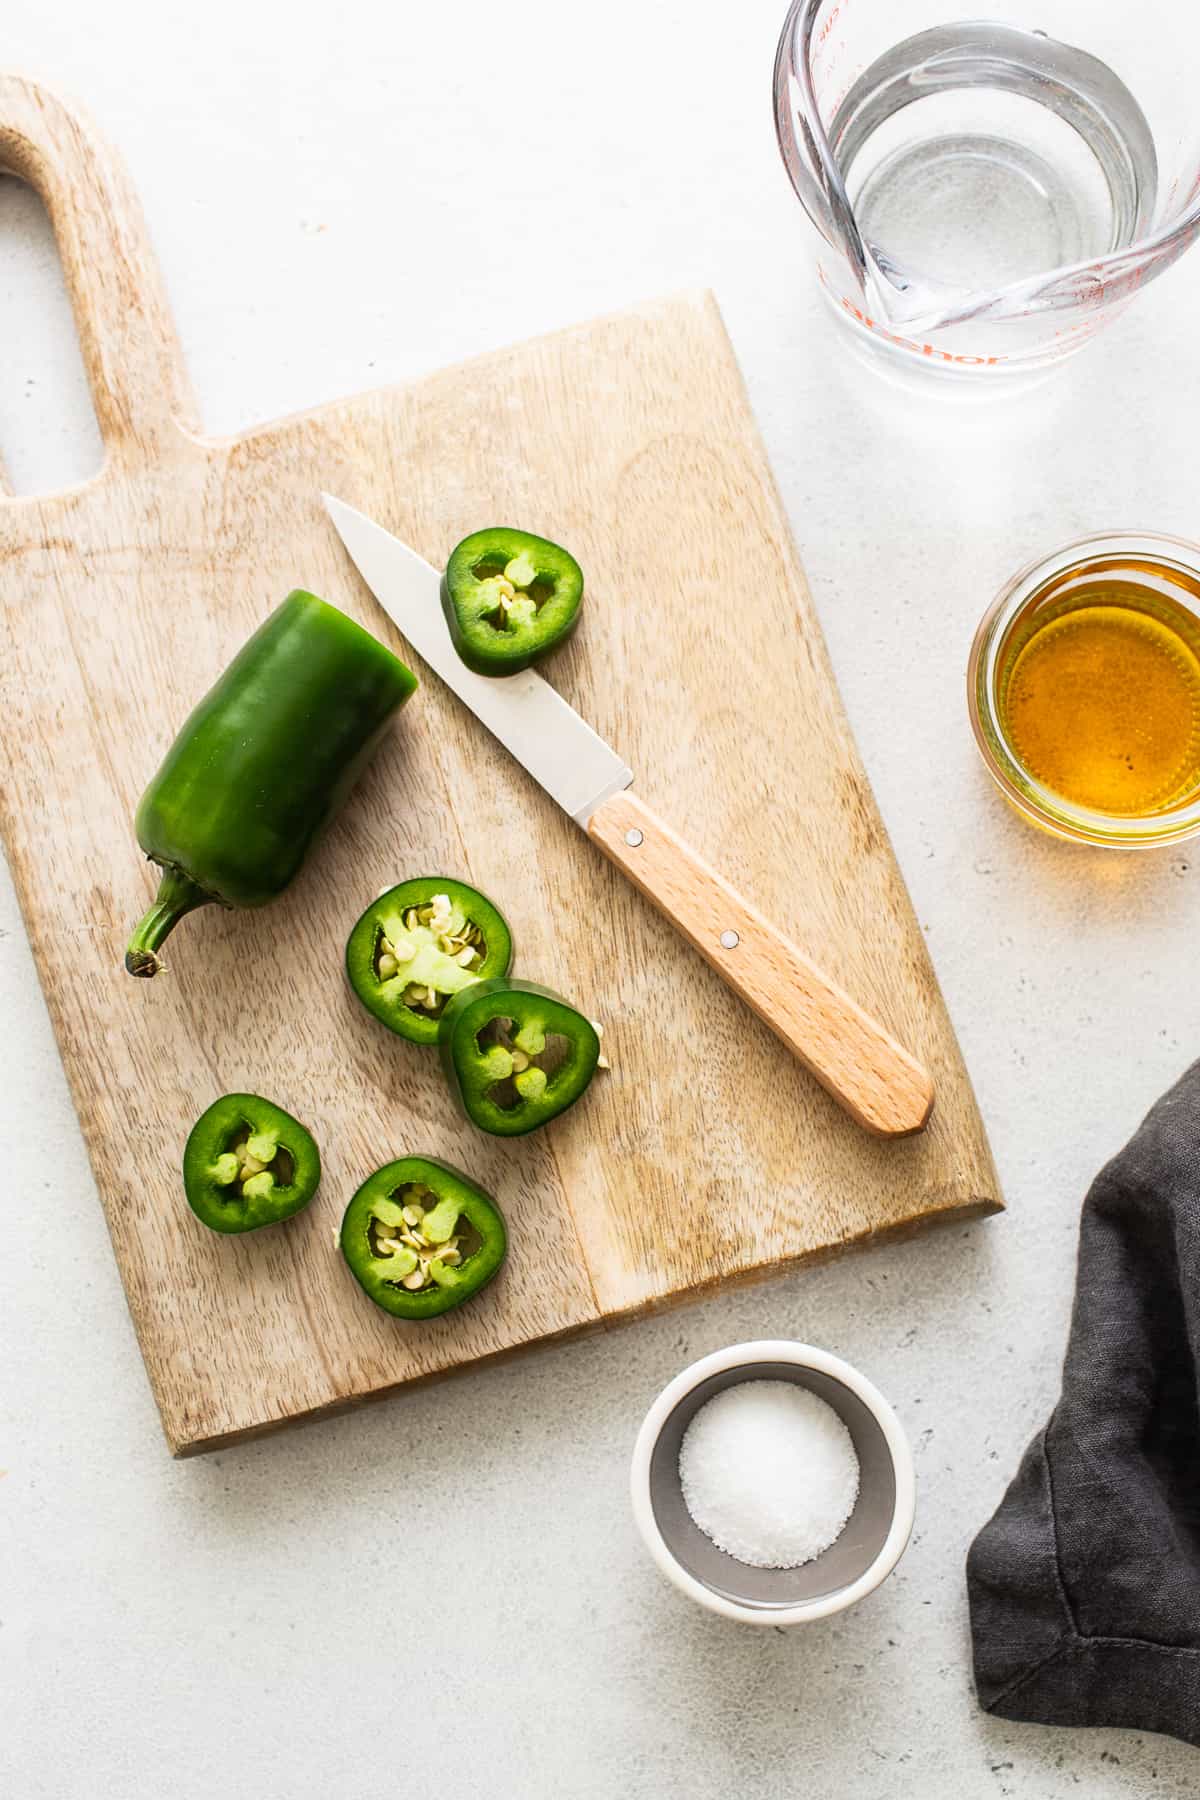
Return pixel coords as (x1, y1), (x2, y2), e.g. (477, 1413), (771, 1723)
(831, 22), (1158, 315)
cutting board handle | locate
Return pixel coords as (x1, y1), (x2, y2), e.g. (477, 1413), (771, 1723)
(0, 72), (197, 470)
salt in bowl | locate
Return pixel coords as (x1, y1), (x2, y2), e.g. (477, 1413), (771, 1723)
(629, 1340), (916, 1625)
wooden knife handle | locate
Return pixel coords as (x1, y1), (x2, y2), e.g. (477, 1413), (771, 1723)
(587, 791), (934, 1138)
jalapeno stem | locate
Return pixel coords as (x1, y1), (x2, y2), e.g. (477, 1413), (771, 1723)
(124, 867), (213, 977)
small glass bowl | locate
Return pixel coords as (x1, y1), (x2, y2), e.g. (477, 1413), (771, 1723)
(968, 530), (1200, 848)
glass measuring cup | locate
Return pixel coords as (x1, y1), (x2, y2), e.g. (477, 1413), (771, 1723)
(773, 1), (1200, 383)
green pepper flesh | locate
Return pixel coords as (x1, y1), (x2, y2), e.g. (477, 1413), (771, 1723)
(183, 1093), (322, 1233)
(340, 1155), (507, 1319)
(441, 528), (583, 676)
(438, 977), (600, 1137)
(345, 877), (513, 1045)
(126, 590), (418, 976)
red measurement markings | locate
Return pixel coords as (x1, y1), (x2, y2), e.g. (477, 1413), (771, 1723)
(816, 264), (1007, 364)
(817, 0), (851, 49)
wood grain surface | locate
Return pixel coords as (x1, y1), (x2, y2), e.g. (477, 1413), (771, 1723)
(0, 74), (1001, 1455)
(588, 790), (935, 1137)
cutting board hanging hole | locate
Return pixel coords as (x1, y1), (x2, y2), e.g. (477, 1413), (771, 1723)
(0, 76), (200, 477)
(0, 174), (103, 496)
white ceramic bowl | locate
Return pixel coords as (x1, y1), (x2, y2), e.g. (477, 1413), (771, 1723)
(630, 1340), (916, 1626)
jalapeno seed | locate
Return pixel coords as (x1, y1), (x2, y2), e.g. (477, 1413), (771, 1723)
(373, 894), (487, 1019)
(472, 1013), (570, 1111)
(207, 1130), (283, 1199)
(366, 1182), (471, 1295)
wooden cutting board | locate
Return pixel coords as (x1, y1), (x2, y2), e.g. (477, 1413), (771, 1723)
(0, 75), (1000, 1455)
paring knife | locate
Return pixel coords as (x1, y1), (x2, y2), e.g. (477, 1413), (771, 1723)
(323, 495), (934, 1137)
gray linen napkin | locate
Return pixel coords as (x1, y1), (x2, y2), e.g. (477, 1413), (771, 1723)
(967, 1059), (1200, 1747)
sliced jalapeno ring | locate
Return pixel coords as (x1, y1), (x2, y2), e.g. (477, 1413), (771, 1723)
(345, 877), (514, 1045)
(183, 1093), (321, 1233)
(438, 977), (601, 1138)
(340, 1155), (507, 1319)
(441, 527), (584, 676)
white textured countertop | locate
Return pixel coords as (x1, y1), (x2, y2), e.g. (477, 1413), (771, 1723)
(3, 3), (1199, 1795)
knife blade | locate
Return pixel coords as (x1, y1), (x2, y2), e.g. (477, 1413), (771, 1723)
(323, 493), (934, 1138)
(322, 495), (633, 826)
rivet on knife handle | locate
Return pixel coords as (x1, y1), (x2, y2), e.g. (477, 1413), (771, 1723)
(587, 791), (934, 1137)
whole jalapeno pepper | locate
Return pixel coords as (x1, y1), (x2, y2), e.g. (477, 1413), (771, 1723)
(345, 877), (513, 1045)
(183, 1093), (321, 1233)
(438, 977), (600, 1137)
(441, 527), (584, 676)
(340, 1155), (507, 1319)
(125, 590), (418, 977)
